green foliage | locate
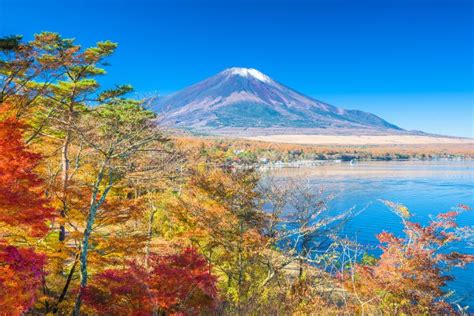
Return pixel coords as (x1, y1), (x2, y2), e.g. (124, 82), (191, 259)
(361, 253), (377, 266)
(0, 35), (22, 51)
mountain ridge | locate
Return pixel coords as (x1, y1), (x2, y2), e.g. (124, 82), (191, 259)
(153, 67), (405, 136)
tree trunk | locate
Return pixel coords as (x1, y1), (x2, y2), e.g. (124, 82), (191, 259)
(237, 219), (244, 315)
(72, 201), (99, 316)
(145, 204), (157, 268)
(53, 253), (79, 313)
(73, 161), (110, 316)
(59, 122), (71, 242)
(299, 236), (309, 280)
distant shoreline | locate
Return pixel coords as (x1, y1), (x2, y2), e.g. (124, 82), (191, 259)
(256, 157), (473, 171)
(244, 134), (474, 146)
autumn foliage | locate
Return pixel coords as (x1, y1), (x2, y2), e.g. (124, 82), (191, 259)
(0, 112), (51, 315)
(84, 248), (218, 315)
(0, 243), (46, 315)
(344, 204), (474, 314)
(0, 115), (53, 236)
(0, 32), (473, 315)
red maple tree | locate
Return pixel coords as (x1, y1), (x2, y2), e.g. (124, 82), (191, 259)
(346, 206), (474, 314)
(84, 248), (218, 315)
(0, 115), (54, 236)
(0, 243), (46, 314)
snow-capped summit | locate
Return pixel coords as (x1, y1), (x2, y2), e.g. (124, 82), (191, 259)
(153, 68), (402, 135)
(224, 67), (272, 83)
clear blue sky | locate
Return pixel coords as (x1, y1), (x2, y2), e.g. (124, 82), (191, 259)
(1, 0), (473, 137)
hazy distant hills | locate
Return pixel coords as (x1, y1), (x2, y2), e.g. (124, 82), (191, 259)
(153, 67), (406, 136)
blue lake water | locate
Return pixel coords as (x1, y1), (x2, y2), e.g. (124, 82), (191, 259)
(271, 160), (474, 310)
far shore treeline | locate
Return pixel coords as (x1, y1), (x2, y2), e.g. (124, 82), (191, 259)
(0, 33), (473, 315)
(174, 136), (474, 166)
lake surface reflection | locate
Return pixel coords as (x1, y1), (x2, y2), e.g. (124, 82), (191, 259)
(270, 160), (474, 309)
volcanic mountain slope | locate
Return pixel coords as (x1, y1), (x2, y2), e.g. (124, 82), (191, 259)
(153, 67), (403, 136)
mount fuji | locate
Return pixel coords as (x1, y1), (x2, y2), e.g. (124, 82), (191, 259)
(153, 67), (404, 136)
